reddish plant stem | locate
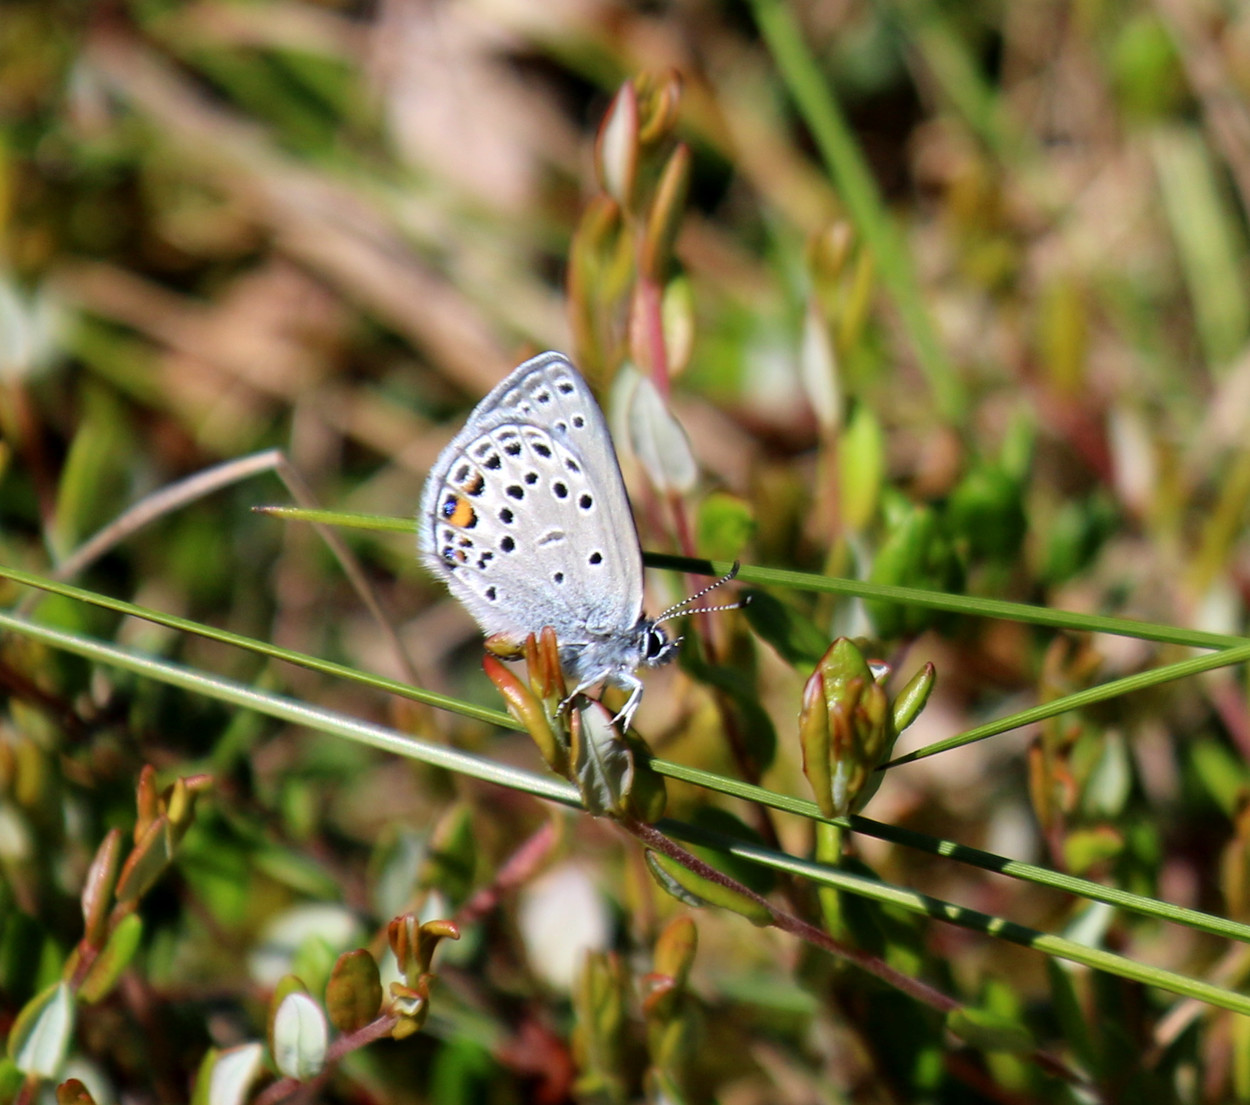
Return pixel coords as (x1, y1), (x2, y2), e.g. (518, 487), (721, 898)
(622, 817), (959, 1012)
(457, 820), (558, 926)
(636, 274), (670, 398)
(619, 817), (1089, 1090)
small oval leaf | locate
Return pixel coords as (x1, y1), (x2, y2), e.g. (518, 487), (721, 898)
(946, 1006), (1035, 1053)
(640, 143), (691, 281)
(571, 702), (634, 817)
(326, 950), (383, 1033)
(595, 82), (639, 208)
(741, 590), (828, 670)
(272, 992), (328, 1081)
(644, 851), (773, 926)
(627, 376), (698, 495)
(8, 980), (75, 1079)
(206, 1043), (265, 1105)
(55, 1078), (97, 1105)
(81, 829), (122, 950)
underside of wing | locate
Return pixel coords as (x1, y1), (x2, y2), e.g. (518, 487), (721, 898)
(418, 353), (645, 644)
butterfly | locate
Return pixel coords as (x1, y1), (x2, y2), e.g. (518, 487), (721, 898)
(419, 351), (736, 732)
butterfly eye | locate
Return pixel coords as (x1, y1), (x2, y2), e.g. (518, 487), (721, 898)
(644, 627), (669, 660)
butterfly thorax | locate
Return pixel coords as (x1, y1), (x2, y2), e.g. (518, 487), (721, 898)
(558, 616), (677, 689)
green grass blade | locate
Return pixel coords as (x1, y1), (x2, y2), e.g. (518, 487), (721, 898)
(254, 504), (415, 533)
(664, 818), (1250, 1016)
(12, 560), (1245, 945)
(646, 551), (1250, 650)
(4, 604), (1248, 1010)
(886, 640), (1250, 766)
(0, 609), (571, 806)
(254, 515), (1250, 651)
(748, 0), (964, 419)
(651, 759), (1250, 944)
(0, 564), (517, 730)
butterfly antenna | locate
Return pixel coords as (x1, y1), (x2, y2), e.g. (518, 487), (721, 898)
(654, 562), (749, 625)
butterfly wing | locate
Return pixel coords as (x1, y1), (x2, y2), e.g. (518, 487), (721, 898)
(418, 352), (646, 647)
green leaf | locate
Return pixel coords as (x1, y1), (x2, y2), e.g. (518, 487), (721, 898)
(427, 1038), (497, 1105)
(595, 81), (639, 208)
(946, 464), (1027, 562)
(572, 952), (629, 1101)
(419, 804), (478, 905)
(8, 980), (75, 1079)
(865, 504), (962, 637)
(272, 991), (328, 1081)
(1110, 15), (1184, 119)
(81, 829), (123, 951)
(695, 493), (756, 563)
(640, 143), (691, 281)
(687, 808), (776, 896)
(1233, 1008), (1250, 1103)
(837, 404), (884, 532)
(1037, 494), (1117, 586)
(50, 389), (129, 557)
(1063, 827), (1124, 875)
(945, 1006), (1034, 1053)
(644, 852), (708, 910)
(1188, 737), (1249, 816)
(570, 701), (666, 820)
(742, 590), (828, 669)
(1046, 960), (1099, 1076)
(1081, 731), (1133, 819)
(0, 1061), (20, 1102)
(79, 913), (144, 1004)
(644, 850), (773, 926)
(192, 1043), (265, 1105)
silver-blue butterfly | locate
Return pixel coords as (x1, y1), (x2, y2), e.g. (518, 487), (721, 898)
(419, 351), (679, 731)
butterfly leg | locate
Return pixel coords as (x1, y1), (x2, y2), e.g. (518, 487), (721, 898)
(608, 673), (644, 733)
(557, 672), (644, 733)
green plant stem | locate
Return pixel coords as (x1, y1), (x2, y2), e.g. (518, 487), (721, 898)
(748, 0), (964, 420)
(243, 518), (1250, 650)
(625, 817), (958, 1008)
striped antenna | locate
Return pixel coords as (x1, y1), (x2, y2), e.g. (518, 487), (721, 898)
(653, 562), (749, 626)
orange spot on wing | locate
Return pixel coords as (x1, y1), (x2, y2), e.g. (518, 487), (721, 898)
(447, 497), (476, 528)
